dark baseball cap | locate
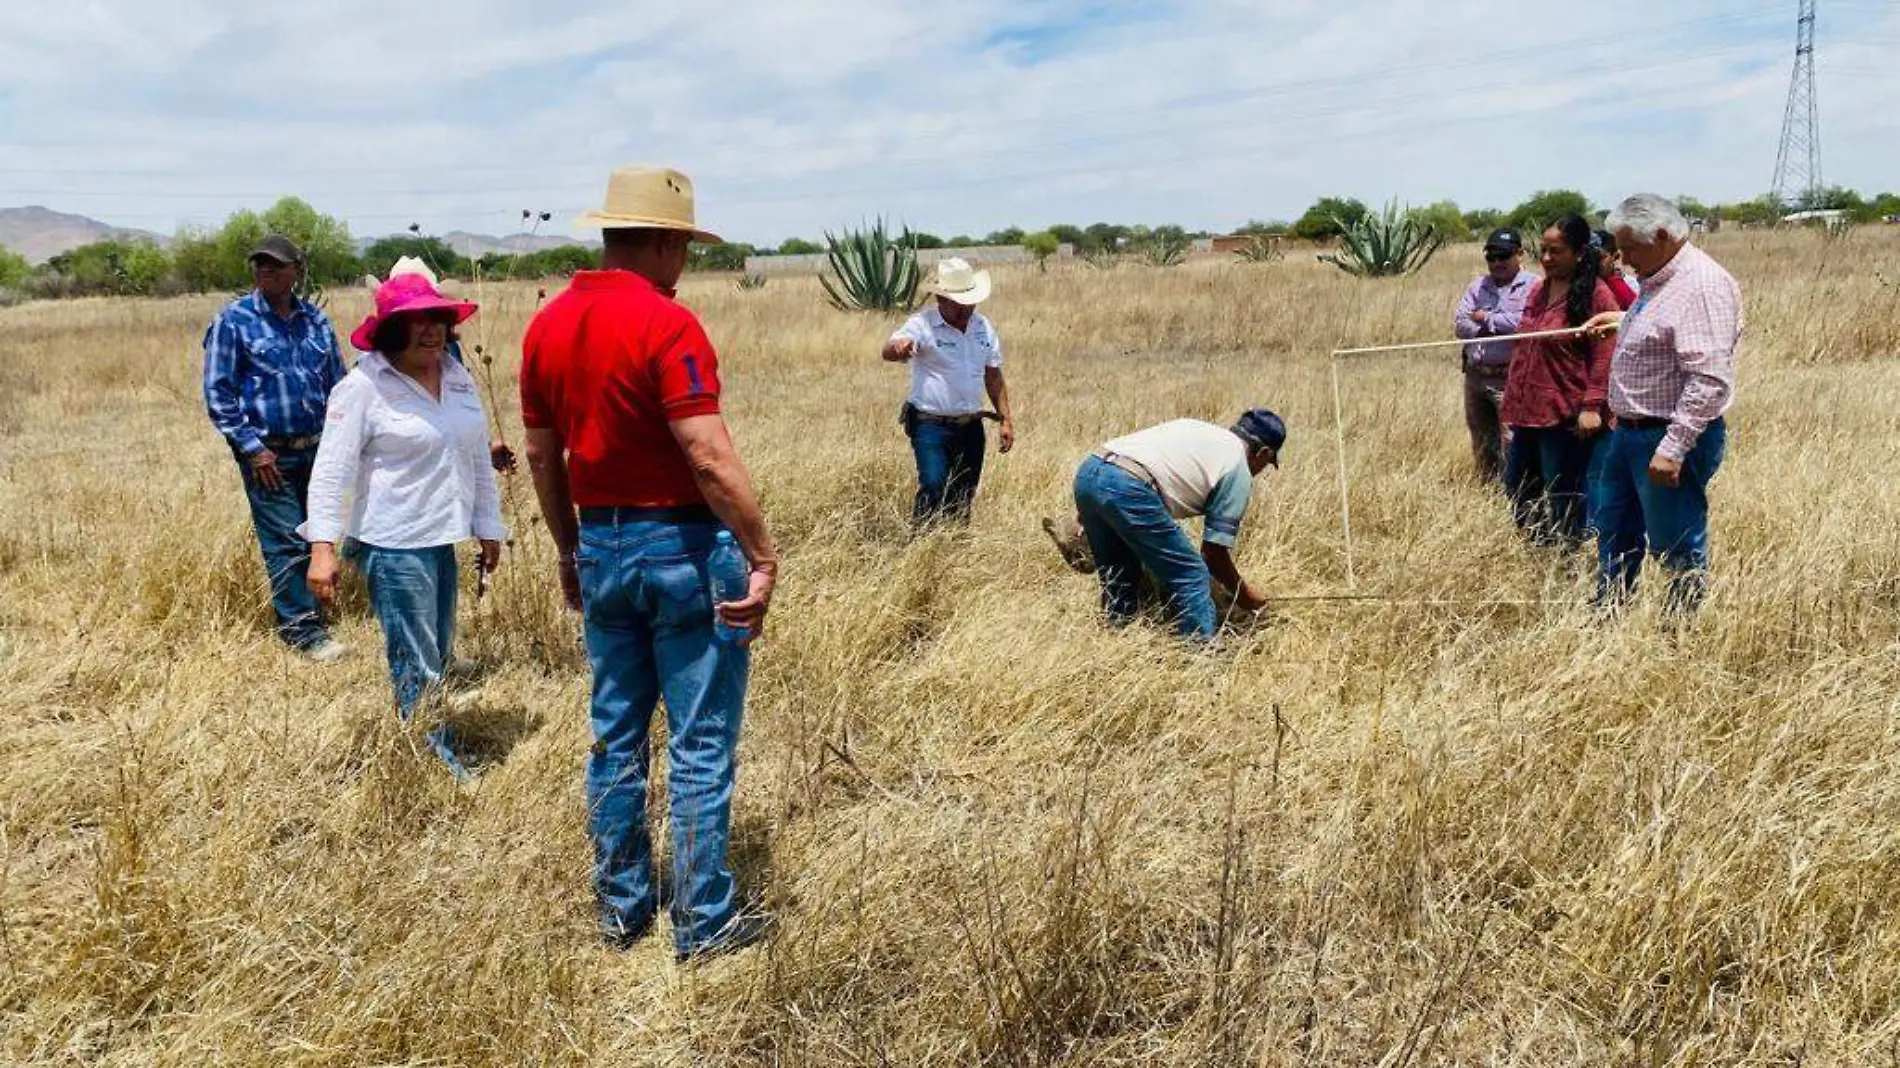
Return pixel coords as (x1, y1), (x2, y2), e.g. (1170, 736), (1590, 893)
(249, 234), (305, 266)
(1233, 408), (1286, 466)
(1483, 228), (1524, 254)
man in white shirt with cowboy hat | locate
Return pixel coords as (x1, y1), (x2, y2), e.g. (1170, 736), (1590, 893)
(879, 257), (1016, 524)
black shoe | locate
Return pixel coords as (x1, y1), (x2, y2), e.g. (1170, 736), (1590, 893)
(675, 913), (772, 964)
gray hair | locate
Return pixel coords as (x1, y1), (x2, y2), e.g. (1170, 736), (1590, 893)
(1604, 194), (1691, 245)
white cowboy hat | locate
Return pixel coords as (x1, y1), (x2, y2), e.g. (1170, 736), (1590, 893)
(575, 165), (722, 244)
(363, 255), (443, 291)
(928, 257), (991, 305)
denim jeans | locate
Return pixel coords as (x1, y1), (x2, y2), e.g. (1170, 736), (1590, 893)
(1594, 419), (1727, 613)
(237, 445), (328, 648)
(1072, 455), (1218, 640)
(1504, 426), (1598, 550)
(1463, 371), (1509, 483)
(352, 541), (468, 777)
(908, 417), (986, 523)
(576, 514), (749, 954)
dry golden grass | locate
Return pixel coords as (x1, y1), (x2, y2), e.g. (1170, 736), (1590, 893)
(4, 228), (1900, 1065)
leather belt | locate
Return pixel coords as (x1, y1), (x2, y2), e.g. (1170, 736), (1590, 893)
(578, 505), (717, 526)
(263, 434), (322, 451)
(1466, 363), (1510, 379)
(913, 410), (984, 427)
(1093, 449), (1161, 495)
(1614, 415), (1671, 430)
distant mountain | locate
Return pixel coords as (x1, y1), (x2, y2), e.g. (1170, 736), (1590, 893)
(0, 206), (169, 264)
(354, 230), (602, 260)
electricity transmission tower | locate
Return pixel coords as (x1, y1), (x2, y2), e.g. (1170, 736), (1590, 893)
(1770, 0), (1821, 209)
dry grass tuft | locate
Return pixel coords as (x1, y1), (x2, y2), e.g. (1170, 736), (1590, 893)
(4, 229), (1900, 1064)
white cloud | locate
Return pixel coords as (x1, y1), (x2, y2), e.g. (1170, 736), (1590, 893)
(1, 0), (1895, 242)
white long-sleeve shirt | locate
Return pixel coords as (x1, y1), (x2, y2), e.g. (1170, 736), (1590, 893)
(301, 351), (506, 548)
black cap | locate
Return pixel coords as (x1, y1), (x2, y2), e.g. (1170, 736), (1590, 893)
(1483, 227), (1523, 254)
(249, 234), (305, 266)
(1591, 228), (1617, 253)
(1233, 408), (1286, 466)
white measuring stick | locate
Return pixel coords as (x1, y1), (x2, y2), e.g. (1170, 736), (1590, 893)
(1327, 323), (1598, 584)
(1330, 324), (1592, 359)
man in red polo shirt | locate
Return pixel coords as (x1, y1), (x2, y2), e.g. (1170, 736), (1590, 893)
(521, 166), (778, 962)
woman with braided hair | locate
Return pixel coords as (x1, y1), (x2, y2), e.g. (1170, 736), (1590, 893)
(1499, 213), (1621, 550)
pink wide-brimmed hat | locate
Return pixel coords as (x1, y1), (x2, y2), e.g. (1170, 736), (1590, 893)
(350, 273), (479, 352)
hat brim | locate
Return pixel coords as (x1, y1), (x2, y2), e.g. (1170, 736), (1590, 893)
(573, 211), (722, 245)
(350, 296), (479, 352)
(249, 251), (300, 266)
(930, 270), (992, 305)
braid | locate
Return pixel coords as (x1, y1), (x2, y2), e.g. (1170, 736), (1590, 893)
(1554, 213), (1598, 327)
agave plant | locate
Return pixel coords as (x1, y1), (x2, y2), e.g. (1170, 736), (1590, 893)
(1143, 229), (1192, 268)
(1237, 234), (1285, 263)
(1321, 200), (1444, 278)
(736, 271), (768, 291)
(820, 219), (921, 311)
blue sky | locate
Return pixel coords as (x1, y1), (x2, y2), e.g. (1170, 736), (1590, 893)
(0, 0), (1895, 246)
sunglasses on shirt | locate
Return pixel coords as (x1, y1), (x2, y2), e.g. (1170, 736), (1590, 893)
(1484, 250), (1517, 263)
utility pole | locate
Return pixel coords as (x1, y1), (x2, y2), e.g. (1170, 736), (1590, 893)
(1770, 0), (1821, 211)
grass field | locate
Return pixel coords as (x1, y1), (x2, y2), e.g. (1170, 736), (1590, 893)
(4, 229), (1900, 1065)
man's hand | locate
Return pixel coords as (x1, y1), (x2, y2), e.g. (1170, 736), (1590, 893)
(249, 447), (285, 492)
(307, 542), (340, 607)
(1469, 309), (1490, 326)
(1576, 410), (1605, 437)
(489, 441), (518, 473)
(715, 566), (776, 644)
(1648, 453), (1683, 488)
(1583, 311), (1624, 340)
(479, 539), (502, 573)
(557, 555), (583, 612)
(884, 337), (916, 362)
(1235, 582), (1269, 613)
(997, 419), (1016, 454)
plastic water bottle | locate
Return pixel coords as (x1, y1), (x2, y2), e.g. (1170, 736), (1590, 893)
(708, 530), (751, 644)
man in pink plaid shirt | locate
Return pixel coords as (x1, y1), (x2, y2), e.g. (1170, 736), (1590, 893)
(1583, 193), (1742, 614)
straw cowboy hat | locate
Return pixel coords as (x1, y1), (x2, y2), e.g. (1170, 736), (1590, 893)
(350, 274), (478, 352)
(575, 166), (722, 244)
(928, 257), (991, 305)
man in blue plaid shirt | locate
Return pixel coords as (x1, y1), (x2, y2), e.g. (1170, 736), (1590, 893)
(202, 235), (350, 660)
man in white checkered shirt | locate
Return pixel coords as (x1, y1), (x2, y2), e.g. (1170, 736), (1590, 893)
(1582, 193), (1742, 614)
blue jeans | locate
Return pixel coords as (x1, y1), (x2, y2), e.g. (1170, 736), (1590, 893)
(352, 542), (468, 777)
(1072, 455), (1218, 640)
(576, 514), (749, 954)
(1504, 425), (1598, 549)
(908, 416), (986, 523)
(1594, 419), (1727, 612)
(237, 446), (328, 648)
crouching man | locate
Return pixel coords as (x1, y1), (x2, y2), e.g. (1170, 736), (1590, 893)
(1072, 409), (1285, 640)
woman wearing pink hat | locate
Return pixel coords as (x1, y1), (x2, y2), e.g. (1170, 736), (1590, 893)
(301, 275), (506, 778)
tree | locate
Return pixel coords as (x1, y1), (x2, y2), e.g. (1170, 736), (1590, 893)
(1235, 218), (1290, 236)
(259, 197), (360, 285)
(522, 246), (600, 277)
(0, 246), (29, 289)
(1462, 208), (1506, 236)
(778, 238), (823, 256)
(361, 235), (470, 280)
(909, 232), (946, 250)
(40, 239), (172, 296)
(1674, 196), (1712, 223)
(1291, 197), (1369, 242)
(983, 227), (1026, 246)
(1082, 222), (1130, 251)
(1871, 192), (1900, 220)
(1047, 224), (1086, 248)
(1507, 189), (1592, 232)
(1023, 231), (1060, 271)
(689, 242), (758, 273)
(1719, 195), (1783, 227)
(1405, 200), (1467, 242)
(945, 235), (975, 247)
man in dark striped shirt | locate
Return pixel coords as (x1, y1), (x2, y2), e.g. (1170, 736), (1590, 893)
(201, 235), (349, 660)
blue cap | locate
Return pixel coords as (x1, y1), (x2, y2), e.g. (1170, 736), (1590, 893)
(1232, 408), (1286, 465)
